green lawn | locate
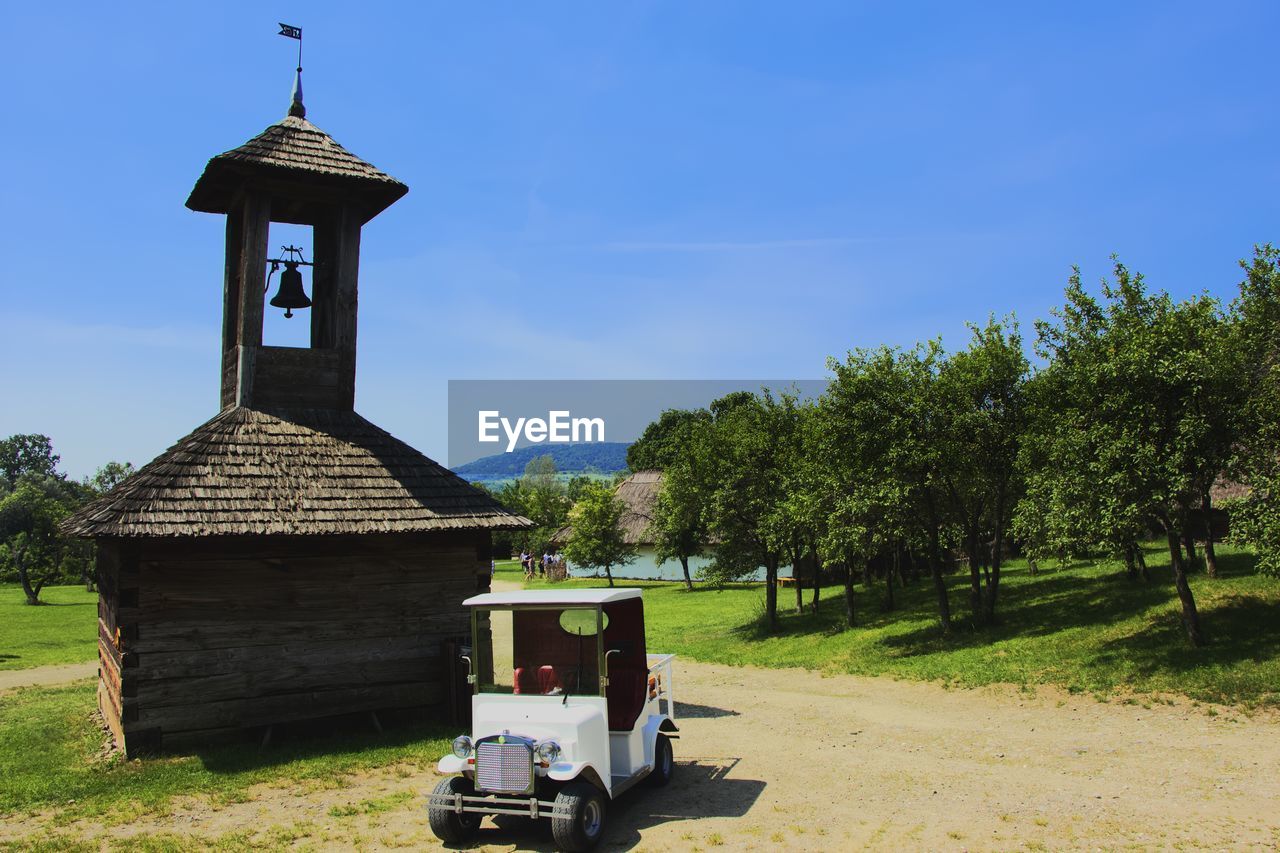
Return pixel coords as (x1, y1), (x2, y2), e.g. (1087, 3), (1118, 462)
(520, 544), (1280, 709)
(0, 547), (1275, 821)
(0, 682), (451, 819)
(0, 583), (98, 671)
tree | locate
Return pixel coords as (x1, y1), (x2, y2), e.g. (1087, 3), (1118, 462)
(626, 409), (712, 472)
(774, 400), (826, 615)
(0, 434), (61, 490)
(562, 483), (636, 587)
(756, 394), (821, 617)
(698, 392), (800, 632)
(1226, 245), (1280, 575)
(87, 461), (136, 493)
(651, 436), (710, 590)
(0, 480), (70, 604)
(496, 455), (573, 553)
(937, 317), (1029, 625)
(818, 348), (913, 627)
(828, 343), (957, 634)
(1025, 261), (1240, 645)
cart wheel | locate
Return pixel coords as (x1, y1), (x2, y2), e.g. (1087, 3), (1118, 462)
(427, 776), (481, 843)
(647, 735), (674, 787)
(551, 780), (606, 851)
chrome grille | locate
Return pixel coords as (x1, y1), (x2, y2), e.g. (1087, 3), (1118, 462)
(475, 740), (534, 793)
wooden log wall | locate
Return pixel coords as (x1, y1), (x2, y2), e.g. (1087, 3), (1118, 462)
(96, 541), (128, 749)
(100, 531), (489, 755)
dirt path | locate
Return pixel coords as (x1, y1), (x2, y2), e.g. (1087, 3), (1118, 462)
(4, 586), (1278, 849)
(7, 662), (1279, 850)
(0, 661), (95, 693)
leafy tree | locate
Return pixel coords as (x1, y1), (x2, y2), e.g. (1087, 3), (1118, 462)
(565, 475), (596, 505)
(818, 348), (913, 626)
(698, 392), (798, 631)
(846, 342), (957, 633)
(626, 408), (711, 472)
(651, 436), (710, 591)
(87, 461), (136, 494)
(562, 482), (636, 587)
(1025, 261), (1240, 645)
(937, 317), (1029, 625)
(1226, 245), (1280, 575)
(0, 480), (70, 604)
(774, 399), (825, 615)
(496, 455), (573, 553)
(0, 435), (61, 490)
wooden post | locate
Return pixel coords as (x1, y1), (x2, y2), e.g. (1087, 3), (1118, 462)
(334, 205), (361, 410)
(220, 206), (244, 409)
(310, 212), (336, 350)
(234, 194), (270, 407)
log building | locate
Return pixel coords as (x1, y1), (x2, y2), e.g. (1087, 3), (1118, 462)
(64, 75), (530, 755)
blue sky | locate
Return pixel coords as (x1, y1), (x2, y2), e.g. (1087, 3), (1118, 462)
(2, 2), (1277, 478)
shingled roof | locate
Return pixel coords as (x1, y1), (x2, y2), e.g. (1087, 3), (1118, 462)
(185, 115), (408, 222)
(64, 407), (531, 538)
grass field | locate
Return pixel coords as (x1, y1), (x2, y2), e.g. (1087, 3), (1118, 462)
(0, 583), (97, 671)
(0, 682), (451, 819)
(507, 545), (1280, 709)
(0, 547), (1274, 820)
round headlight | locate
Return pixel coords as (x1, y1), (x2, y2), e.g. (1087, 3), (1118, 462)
(452, 736), (472, 759)
(535, 741), (561, 764)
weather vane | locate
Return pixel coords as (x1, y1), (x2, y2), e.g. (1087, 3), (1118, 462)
(278, 22), (305, 118)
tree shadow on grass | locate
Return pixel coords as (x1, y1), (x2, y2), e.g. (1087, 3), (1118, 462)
(1092, 594), (1280, 685)
(878, 570), (1182, 657)
(723, 567), (1180, 653)
(1205, 549), (1260, 580)
(723, 547), (1268, 663)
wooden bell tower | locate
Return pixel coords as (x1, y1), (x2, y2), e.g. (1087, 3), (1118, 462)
(185, 75), (407, 411)
(63, 69), (530, 758)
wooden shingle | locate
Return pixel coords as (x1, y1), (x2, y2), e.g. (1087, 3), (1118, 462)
(186, 115), (408, 222)
(64, 407), (531, 537)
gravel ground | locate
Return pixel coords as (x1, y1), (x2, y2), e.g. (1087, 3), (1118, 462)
(5, 654), (1279, 850)
(0, 661), (95, 693)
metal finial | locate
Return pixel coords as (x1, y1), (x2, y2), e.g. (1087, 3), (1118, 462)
(289, 66), (306, 118)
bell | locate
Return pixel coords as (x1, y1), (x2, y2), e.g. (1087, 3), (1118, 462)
(269, 261), (311, 318)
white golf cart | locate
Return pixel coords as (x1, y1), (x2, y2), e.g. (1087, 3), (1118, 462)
(428, 588), (678, 851)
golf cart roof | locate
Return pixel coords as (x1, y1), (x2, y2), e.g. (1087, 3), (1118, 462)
(463, 588), (643, 607)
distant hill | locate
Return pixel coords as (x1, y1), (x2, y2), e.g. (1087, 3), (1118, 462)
(452, 442), (631, 482)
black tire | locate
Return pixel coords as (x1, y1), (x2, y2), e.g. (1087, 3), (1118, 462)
(647, 735), (674, 787)
(428, 776), (481, 844)
(551, 780), (607, 851)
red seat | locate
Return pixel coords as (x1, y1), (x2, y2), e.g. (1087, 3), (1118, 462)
(537, 666), (562, 694)
(513, 666), (537, 694)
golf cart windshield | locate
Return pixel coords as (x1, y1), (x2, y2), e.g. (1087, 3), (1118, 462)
(473, 606), (606, 696)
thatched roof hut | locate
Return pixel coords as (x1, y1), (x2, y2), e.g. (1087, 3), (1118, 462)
(553, 470), (662, 547)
